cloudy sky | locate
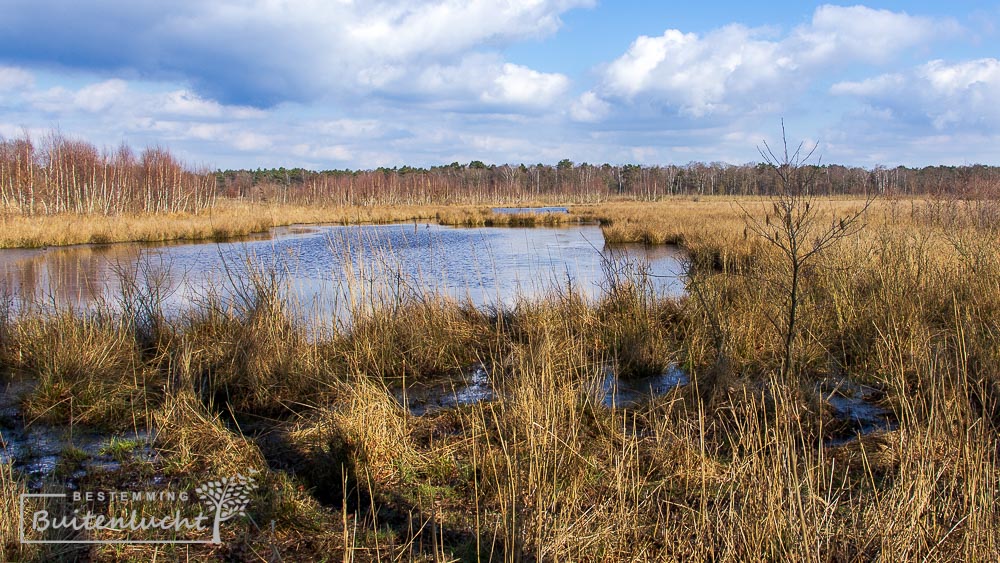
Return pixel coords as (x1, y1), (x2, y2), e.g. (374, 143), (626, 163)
(0, 1), (998, 169)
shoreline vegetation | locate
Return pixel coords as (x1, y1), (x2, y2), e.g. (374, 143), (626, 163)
(1, 131), (999, 248)
(2, 133), (1000, 560)
(1, 197), (863, 250)
(0, 201), (587, 249)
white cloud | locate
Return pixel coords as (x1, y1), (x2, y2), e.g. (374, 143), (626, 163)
(316, 119), (383, 138)
(415, 54), (569, 109)
(346, 0), (594, 59)
(921, 58), (1000, 96)
(73, 80), (129, 112)
(231, 132), (273, 152)
(25, 79), (268, 122)
(829, 74), (906, 97)
(569, 91), (611, 122)
(792, 5), (954, 65)
(159, 90), (265, 119)
(140, 120), (277, 153)
(0, 66), (34, 91)
(591, 5), (958, 117)
(309, 145), (353, 162)
(24, 79), (132, 114)
(601, 24), (786, 116)
(178, 122), (230, 141)
(0, 0), (591, 108)
(832, 58), (1000, 130)
(481, 63), (569, 107)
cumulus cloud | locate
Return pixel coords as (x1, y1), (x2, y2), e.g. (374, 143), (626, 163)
(0, 66), (36, 107)
(293, 144), (353, 162)
(0, 66), (34, 91)
(0, 0), (590, 107)
(139, 120), (278, 154)
(569, 91), (611, 122)
(0, 3), (990, 169)
(315, 119), (383, 139)
(72, 80), (129, 112)
(159, 91), (265, 119)
(414, 54), (570, 109)
(482, 63), (570, 107)
(791, 5), (955, 65)
(27, 82), (125, 114)
(590, 5), (958, 118)
(600, 25), (788, 116)
(23, 77), (265, 122)
(0, 70), (277, 157)
(832, 58), (1000, 130)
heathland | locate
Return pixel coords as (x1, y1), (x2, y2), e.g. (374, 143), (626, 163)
(1, 133), (999, 561)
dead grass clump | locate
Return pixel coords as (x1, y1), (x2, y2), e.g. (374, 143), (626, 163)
(595, 254), (679, 378)
(13, 310), (158, 428)
(153, 390), (265, 477)
(178, 267), (324, 415)
(341, 297), (495, 382)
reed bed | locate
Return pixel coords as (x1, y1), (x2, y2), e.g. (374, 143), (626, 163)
(0, 201), (592, 249)
(0, 197), (998, 560)
(0, 201), (443, 248)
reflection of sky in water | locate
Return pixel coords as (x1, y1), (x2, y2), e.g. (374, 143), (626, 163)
(0, 223), (686, 321)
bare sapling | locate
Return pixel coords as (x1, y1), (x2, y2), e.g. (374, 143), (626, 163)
(741, 123), (875, 381)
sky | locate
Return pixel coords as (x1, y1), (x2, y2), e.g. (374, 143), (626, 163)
(0, 1), (999, 170)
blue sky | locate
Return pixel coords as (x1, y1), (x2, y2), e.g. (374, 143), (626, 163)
(1, 1), (998, 169)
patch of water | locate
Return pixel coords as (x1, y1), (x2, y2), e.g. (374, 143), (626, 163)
(0, 224), (688, 321)
(602, 365), (690, 409)
(395, 365), (495, 416)
(396, 363), (692, 416)
(0, 379), (155, 491)
(819, 378), (897, 446)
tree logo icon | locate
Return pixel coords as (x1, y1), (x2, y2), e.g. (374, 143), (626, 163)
(194, 471), (259, 544)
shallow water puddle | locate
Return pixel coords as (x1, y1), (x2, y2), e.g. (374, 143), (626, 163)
(601, 365), (690, 409)
(0, 380), (154, 491)
(395, 363), (692, 416)
(819, 378), (897, 446)
(394, 365), (495, 416)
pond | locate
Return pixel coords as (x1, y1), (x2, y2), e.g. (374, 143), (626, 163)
(0, 223), (688, 320)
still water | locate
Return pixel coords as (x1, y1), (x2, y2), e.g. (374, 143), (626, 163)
(0, 223), (687, 319)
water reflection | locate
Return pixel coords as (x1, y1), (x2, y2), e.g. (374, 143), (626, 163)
(0, 223), (687, 319)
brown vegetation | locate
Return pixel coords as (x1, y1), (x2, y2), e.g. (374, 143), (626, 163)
(1, 192), (999, 560)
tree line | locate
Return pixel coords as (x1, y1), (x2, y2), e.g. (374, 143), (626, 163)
(217, 160), (1000, 206)
(2, 132), (998, 215)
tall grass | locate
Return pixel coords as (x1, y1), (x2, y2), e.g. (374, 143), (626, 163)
(0, 200), (587, 248)
(1, 197), (999, 560)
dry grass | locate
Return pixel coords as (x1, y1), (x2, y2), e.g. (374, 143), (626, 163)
(0, 461), (29, 561)
(0, 201), (437, 248)
(1, 196), (999, 560)
(0, 201), (587, 249)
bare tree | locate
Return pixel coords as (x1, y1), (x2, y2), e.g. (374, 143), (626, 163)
(741, 122), (874, 381)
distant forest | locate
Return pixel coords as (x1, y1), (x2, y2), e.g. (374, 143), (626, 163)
(216, 160), (1000, 206)
(2, 132), (999, 214)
